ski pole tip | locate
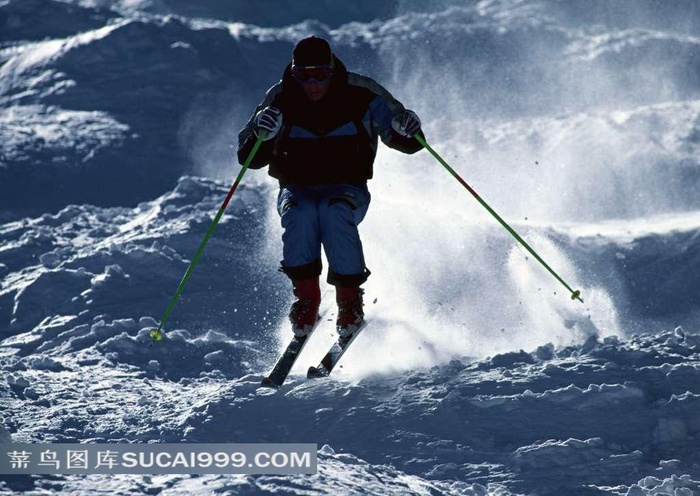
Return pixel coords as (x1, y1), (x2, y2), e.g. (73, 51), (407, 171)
(150, 329), (163, 342)
(571, 290), (583, 303)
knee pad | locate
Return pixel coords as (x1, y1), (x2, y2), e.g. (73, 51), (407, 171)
(278, 197), (298, 216)
(328, 194), (360, 211)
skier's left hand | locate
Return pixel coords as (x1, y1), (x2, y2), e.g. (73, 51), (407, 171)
(391, 109), (421, 138)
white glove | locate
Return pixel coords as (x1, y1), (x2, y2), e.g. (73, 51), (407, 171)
(253, 106), (282, 141)
(391, 109), (421, 138)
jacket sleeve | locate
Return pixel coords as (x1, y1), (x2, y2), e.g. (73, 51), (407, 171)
(236, 83), (283, 168)
(363, 79), (424, 155)
(237, 118), (274, 169)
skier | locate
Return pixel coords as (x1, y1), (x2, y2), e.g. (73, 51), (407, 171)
(238, 36), (424, 340)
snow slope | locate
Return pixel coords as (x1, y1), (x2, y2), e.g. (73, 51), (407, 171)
(1, 0), (700, 494)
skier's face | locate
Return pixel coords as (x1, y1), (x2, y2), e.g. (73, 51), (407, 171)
(292, 62), (333, 102)
(301, 78), (331, 102)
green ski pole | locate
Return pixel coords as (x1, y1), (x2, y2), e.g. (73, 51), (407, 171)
(150, 133), (266, 342)
(415, 134), (583, 303)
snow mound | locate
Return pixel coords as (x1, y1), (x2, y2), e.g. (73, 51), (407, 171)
(0, 176), (283, 364)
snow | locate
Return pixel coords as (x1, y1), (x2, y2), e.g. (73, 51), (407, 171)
(1, 0), (700, 494)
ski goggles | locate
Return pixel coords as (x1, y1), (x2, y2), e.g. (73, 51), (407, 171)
(291, 64), (333, 83)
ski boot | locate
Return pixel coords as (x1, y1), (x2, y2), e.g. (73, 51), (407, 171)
(335, 286), (364, 341)
(289, 278), (321, 337)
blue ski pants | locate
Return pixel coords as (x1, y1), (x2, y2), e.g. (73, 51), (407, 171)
(277, 183), (371, 286)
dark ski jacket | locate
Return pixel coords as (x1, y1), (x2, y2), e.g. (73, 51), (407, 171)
(237, 57), (423, 185)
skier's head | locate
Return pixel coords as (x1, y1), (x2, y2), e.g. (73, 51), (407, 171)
(293, 36), (333, 67)
(291, 36), (334, 102)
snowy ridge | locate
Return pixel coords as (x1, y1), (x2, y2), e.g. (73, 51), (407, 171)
(0, 176), (281, 344)
(1, 0), (699, 219)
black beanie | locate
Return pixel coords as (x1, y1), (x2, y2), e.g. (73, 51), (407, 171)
(292, 36), (333, 67)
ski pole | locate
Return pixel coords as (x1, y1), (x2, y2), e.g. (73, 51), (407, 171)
(415, 134), (583, 303)
(150, 133), (266, 342)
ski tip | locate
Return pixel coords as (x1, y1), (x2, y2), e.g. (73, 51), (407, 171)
(307, 366), (329, 379)
(260, 377), (281, 388)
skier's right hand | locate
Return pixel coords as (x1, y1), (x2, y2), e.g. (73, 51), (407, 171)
(253, 106), (282, 141)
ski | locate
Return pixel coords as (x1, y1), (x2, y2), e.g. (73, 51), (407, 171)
(261, 319), (321, 388)
(307, 321), (367, 379)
